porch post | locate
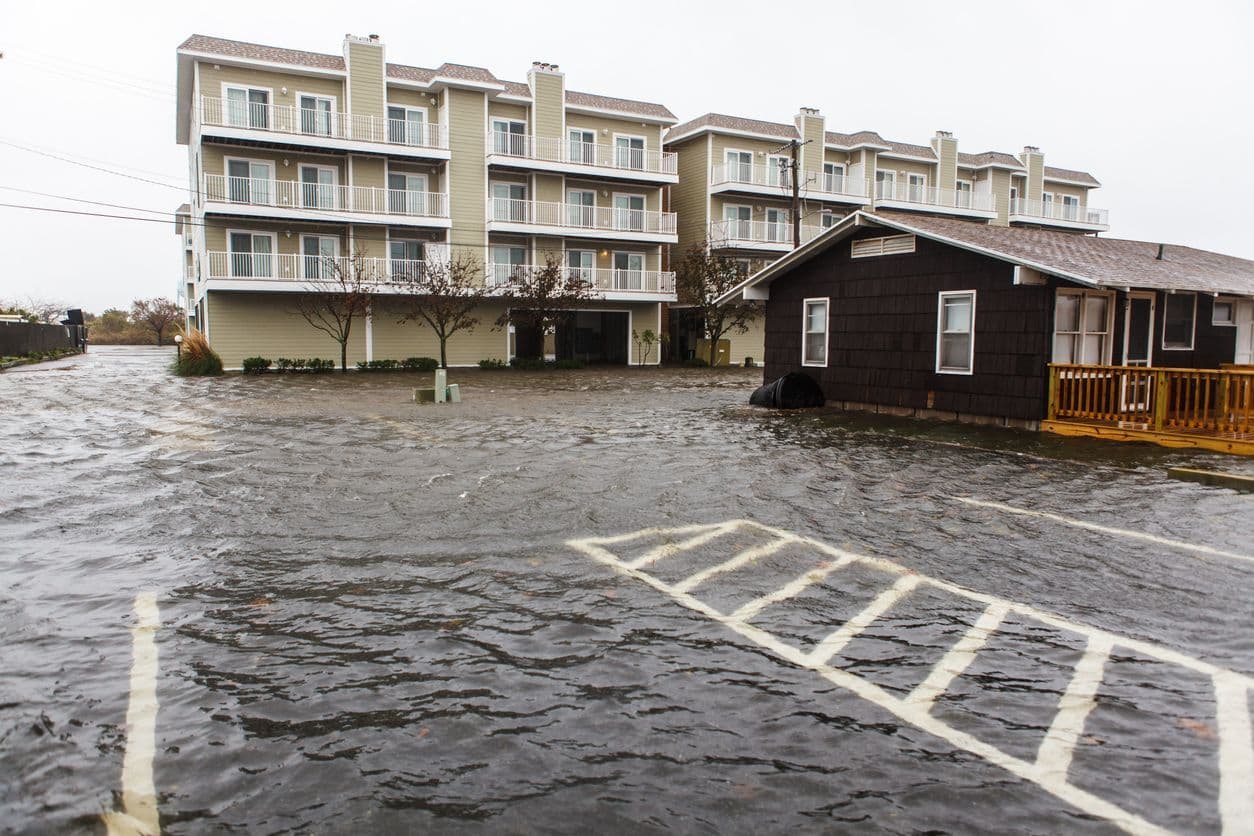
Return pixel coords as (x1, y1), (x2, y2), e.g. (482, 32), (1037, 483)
(1153, 369), (1168, 431)
(1046, 365), (1059, 420)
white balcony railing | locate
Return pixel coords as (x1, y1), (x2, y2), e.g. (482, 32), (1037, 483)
(485, 264), (676, 294)
(198, 96), (448, 150)
(486, 198), (676, 235)
(710, 163), (869, 200)
(203, 175), (448, 220)
(1010, 198), (1108, 227)
(206, 252), (429, 284)
(874, 180), (996, 213)
(487, 132), (677, 175)
(708, 219), (823, 248)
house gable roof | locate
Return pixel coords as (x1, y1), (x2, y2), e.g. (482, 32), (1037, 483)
(715, 212), (1254, 304)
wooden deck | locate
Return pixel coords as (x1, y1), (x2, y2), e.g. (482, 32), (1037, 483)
(1044, 364), (1254, 456)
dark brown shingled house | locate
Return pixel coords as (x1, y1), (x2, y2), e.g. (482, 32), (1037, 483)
(717, 211), (1254, 454)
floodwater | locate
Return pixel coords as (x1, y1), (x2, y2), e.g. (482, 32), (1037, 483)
(1, 345), (1251, 835)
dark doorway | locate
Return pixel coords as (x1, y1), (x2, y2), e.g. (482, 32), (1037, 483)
(560, 311), (629, 365)
(668, 306), (705, 364)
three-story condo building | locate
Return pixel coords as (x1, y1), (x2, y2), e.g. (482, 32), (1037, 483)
(176, 34), (679, 368)
(663, 109), (1105, 365)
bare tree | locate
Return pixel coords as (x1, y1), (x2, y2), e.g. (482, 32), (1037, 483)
(9, 296), (68, 325)
(494, 254), (596, 361)
(676, 242), (761, 367)
(295, 250), (378, 372)
(131, 297), (184, 346)
(397, 253), (487, 369)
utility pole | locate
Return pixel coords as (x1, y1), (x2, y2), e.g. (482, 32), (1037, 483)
(772, 138), (811, 249)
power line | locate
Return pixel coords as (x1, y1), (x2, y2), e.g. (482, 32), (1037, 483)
(4, 55), (175, 101)
(0, 139), (190, 191)
(0, 185), (181, 216)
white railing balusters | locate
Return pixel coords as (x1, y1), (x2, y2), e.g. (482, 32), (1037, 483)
(198, 96), (449, 150)
(486, 197), (676, 235)
(202, 174), (448, 219)
(1010, 198), (1108, 226)
(486, 131), (678, 175)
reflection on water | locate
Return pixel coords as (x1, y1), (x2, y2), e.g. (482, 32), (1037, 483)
(1, 346), (1250, 834)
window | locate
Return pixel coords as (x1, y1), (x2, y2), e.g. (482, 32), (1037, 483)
(489, 245), (527, 285)
(491, 182), (527, 221)
(388, 106), (426, 145)
(875, 169), (896, 199)
(823, 162), (845, 192)
(1213, 297), (1237, 326)
(1009, 186), (1019, 212)
(225, 159), (273, 204)
(907, 173), (927, 203)
(299, 95), (334, 136)
(725, 150), (752, 183)
(613, 252), (644, 290)
(1042, 192), (1055, 218)
(765, 207), (788, 242)
(851, 234), (915, 258)
(766, 155), (789, 187)
(936, 291), (976, 374)
(227, 231), (274, 278)
(388, 172), (428, 215)
(1162, 292), (1197, 350)
(1053, 290), (1112, 364)
(955, 180), (973, 208)
(567, 250), (595, 286)
(613, 194), (645, 231)
(224, 85), (269, 129)
(615, 135), (645, 170)
(389, 239), (424, 283)
(733, 258), (752, 277)
(566, 189), (595, 227)
(568, 129), (595, 165)
(802, 298), (828, 367)
(1060, 194), (1080, 221)
(491, 119), (526, 155)
(301, 235), (338, 279)
(820, 211), (841, 229)
(300, 165), (337, 209)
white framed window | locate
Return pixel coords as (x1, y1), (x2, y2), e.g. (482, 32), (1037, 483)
(388, 171), (428, 215)
(1042, 192), (1055, 218)
(490, 181), (527, 221)
(613, 193), (645, 231)
(1060, 194), (1080, 221)
(223, 84), (270, 129)
(936, 291), (976, 374)
(907, 173), (927, 202)
(875, 169), (896, 199)
(226, 230), (276, 278)
(566, 249), (595, 285)
(802, 297), (829, 367)
(489, 244), (527, 285)
(765, 207), (788, 242)
(566, 189), (596, 227)
(766, 154), (789, 187)
(851, 234), (915, 258)
(955, 179), (973, 208)
(491, 118), (527, 155)
(1213, 297), (1237, 326)
(820, 211), (841, 229)
(725, 149), (753, 182)
(300, 234), (339, 279)
(1162, 292), (1197, 350)
(568, 128), (595, 164)
(224, 157), (274, 205)
(733, 258), (752, 277)
(388, 105), (426, 145)
(823, 162), (845, 193)
(389, 238), (424, 282)
(299, 164), (338, 209)
(614, 134), (646, 170)
(298, 93), (336, 136)
(612, 251), (645, 290)
(1053, 289), (1113, 364)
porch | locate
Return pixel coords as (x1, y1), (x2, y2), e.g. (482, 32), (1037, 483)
(1043, 364), (1254, 455)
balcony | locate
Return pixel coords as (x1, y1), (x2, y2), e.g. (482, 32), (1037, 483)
(202, 174), (450, 228)
(707, 219), (823, 252)
(196, 96), (449, 160)
(873, 181), (997, 219)
(486, 198), (677, 243)
(205, 252), (430, 290)
(1010, 199), (1109, 231)
(486, 132), (677, 183)
(710, 163), (870, 205)
(485, 264), (676, 300)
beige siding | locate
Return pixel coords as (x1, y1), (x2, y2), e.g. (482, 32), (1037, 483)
(206, 291), (367, 369)
(566, 113), (661, 153)
(877, 157), (935, 183)
(1024, 152), (1044, 201)
(710, 133), (783, 162)
(934, 136), (958, 192)
(204, 220), (347, 256)
(384, 85), (437, 123)
(369, 297), (510, 365)
(670, 136), (711, 256)
(197, 63), (343, 112)
(797, 113), (824, 176)
(350, 155), (387, 190)
(534, 173), (564, 204)
(202, 145), (346, 183)
(530, 72), (564, 140)
(990, 169), (1011, 225)
(1042, 181), (1088, 203)
(345, 41), (385, 120)
(724, 315), (765, 367)
(488, 102), (529, 123)
(447, 87), (488, 266)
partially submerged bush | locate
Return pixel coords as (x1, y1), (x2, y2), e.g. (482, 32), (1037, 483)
(510, 356), (546, 371)
(478, 358), (506, 370)
(356, 359), (399, 372)
(401, 356), (439, 372)
(554, 358), (585, 370)
(684, 357), (710, 368)
(173, 330), (223, 377)
(242, 356), (271, 374)
(307, 358), (335, 373)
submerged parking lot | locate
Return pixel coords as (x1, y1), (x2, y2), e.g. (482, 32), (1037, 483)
(2, 346), (1252, 834)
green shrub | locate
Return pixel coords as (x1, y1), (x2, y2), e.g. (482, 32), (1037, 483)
(308, 358), (335, 373)
(510, 356), (546, 371)
(684, 357), (710, 368)
(173, 330), (223, 377)
(275, 358), (292, 372)
(554, 358), (586, 370)
(478, 358), (506, 369)
(401, 356), (439, 372)
(242, 356), (271, 374)
(357, 359), (399, 371)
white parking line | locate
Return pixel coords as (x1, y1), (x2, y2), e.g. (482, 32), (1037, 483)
(672, 536), (796, 594)
(626, 523), (738, 569)
(951, 496), (1254, 565)
(1036, 634), (1113, 782)
(571, 520), (1254, 836)
(102, 592), (161, 836)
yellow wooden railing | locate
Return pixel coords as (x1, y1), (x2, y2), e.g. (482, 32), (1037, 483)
(1047, 364), (1254, 435)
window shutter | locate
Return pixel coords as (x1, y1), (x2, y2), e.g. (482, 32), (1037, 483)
(851, 234), (915, 258)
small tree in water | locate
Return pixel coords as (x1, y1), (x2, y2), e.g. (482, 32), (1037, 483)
(494, 254), (596, 361)
(632, 328), (664, 366)
(397, 253), (487, 369)
(675, 242), (760, 367)
(294, 250), (377, 372)
(131, 297), (184, 346)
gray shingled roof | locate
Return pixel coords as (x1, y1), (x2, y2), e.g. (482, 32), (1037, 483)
(879, 140), (936, 159)
(865, 212), (1253, 296)
(825, 130), (890, 148)
(565, 89), (675, 119)
(959, 151), (1026, 170)
(666, 113), (799, 142)
(1045, 165), (1101, 186)
(179, 34), (345, 70)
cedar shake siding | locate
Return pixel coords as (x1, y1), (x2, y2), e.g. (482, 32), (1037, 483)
(763, 231), (1053, 422)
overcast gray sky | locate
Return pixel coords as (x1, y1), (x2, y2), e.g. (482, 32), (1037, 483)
(1, 0), (1251, 314)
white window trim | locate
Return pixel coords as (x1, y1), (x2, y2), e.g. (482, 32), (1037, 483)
(956, 179), (973, 192)
(221, 82), (273, 102)
(801, 296), (829, 368)
(612, 191), (646, 209)
(724, 148), (754, 165)
(490, 180), (527, 199)
(824, 162), (846, 176)
(389, 169), (428, 191)
(223, 155), (275, 178)
(875, 169), (896, 183)
(225, 228), (279, 278)
(1162, 291), (1198, 350)
(296, 91), (337, 109)
(722, 202), (752, 220)
(299, 233), (340, 255)
(613, 132), (647, 148)
(907, 172), (928, 186)
(935, 290), (977, 375)
(566, 188), (595, 204)
(298, 162), (339, 185)
(1212, 295), (1237, 327)
(388, 103), (425, 119)
(568, 127), (595, 141)
(766, 154), (790, 185)
(1053, 288), (1115, 364)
